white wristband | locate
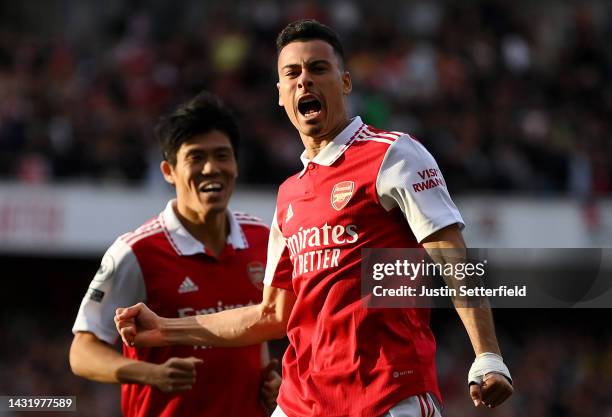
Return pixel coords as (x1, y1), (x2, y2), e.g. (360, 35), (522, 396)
(468, 352), (512, 386)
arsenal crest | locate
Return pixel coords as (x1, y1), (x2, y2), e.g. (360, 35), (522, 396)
(247, 261), (265, 289)
(331, 181), (355, 211)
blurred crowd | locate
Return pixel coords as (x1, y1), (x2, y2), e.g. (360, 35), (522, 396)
(435, 313), (612, 417)
(0, 0), (611, 195)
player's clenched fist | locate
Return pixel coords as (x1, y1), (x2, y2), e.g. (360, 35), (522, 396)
(470, 373), (513, 408)
(115, 303), (164, 347)
(468, 352), (513, 408)
(150, 357), (204, 393)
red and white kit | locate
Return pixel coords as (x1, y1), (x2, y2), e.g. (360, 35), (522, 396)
(73, 200), (269, 417)
(264, 117), (464, 417)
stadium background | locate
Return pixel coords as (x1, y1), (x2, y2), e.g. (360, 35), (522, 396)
(0, 0), (611, 416)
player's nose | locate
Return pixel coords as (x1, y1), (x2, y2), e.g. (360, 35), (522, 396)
(201, 159), (221, 175)
(297, 70), (314, 89)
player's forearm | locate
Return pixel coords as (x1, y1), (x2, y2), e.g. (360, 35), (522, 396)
(431, 260), (502, 354)
(455, 306), (501, 355)
(161, 303), (286, 347)
(424, 246), (501, 354)
(422, 226), (501, 355)
(70, 332), (156, 385)
(430, 255), (503, 355)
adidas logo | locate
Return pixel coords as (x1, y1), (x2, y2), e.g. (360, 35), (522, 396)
(178, 276), (199, 294)
(286, 204), (294, 223)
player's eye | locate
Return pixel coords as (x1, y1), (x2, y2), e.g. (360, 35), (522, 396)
(187, 154), (204, 163)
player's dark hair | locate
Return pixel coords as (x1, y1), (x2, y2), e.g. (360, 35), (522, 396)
(156, 91), (239, 166)
(276, 19), (345, 67)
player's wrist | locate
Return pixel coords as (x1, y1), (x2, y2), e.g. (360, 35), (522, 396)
(117, 360), (158, 386)
(158, 317), (175, 345)
(468, 352), (512, 386)
(142, 362), (162, 386)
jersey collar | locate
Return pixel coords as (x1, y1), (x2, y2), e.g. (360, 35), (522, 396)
(161, 200), (248, 256)
(298, 116), (365, 178)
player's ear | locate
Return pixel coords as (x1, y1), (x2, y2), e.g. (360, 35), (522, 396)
(160, 160), (175, 185)
(342, 71), (352, 95)
(277, 82), (284, 107)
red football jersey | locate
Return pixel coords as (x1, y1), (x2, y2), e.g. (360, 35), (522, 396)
(73, 200), (269, 417)
(264, 117), (464, 417)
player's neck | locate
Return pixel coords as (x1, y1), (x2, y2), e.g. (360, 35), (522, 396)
(196, 213), (228, 257)
(173, 204), (228, 257)
(301, 117), (351, 159)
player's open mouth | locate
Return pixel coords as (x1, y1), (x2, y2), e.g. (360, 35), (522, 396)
(199, 182), (224, 193)
(298, 96), (322, 119)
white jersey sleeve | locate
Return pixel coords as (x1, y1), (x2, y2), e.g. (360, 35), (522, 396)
(72, 238), (146, 344)
(376, 135), (464, 242)
(263, 209), (293, 290)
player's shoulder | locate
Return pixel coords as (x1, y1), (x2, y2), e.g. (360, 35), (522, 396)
(118, 214), (165, 248)
(359, 125), (405, 145)
(362, 125), (433, 162)
(353, 125), (431, 162)
(99, 230), (143, 273)
(352, 124), (419, 157)
(233, 211), (270, 231)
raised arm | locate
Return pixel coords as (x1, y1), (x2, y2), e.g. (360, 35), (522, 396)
(115, 284), (296, 348)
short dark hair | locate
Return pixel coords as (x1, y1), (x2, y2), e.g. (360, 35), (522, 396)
(156, 91), (239, 166)
(276, 19), (345, 67)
